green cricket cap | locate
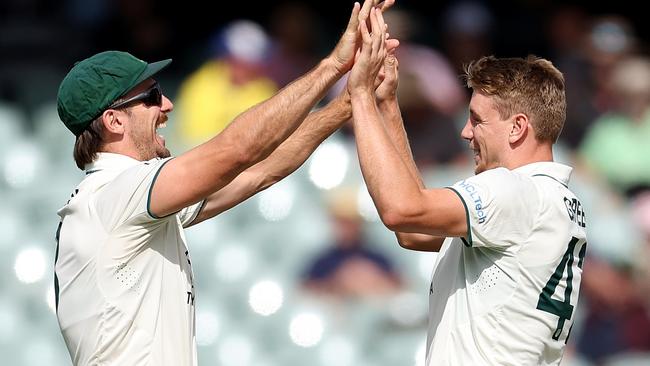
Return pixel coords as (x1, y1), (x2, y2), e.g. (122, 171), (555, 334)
(57, 51), (171, 135)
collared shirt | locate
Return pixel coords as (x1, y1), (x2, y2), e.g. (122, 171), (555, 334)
(55, 153), (204, 366)
(426, 162), (587, 366)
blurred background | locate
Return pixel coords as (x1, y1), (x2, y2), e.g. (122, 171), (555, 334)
(1, 0), (650, 365)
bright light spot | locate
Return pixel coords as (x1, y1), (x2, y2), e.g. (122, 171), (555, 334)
(196, 310), (220, 346)
(289, 312), (324, 347)
(14, 247), (47, 284)
(388, 292), (427, 326)
(418, 252), (438, 281)
(249, 280), (284, 316)
(415, 340), (427, 366)
(258, 179), (295, 221)
(46, 286), (56, 313)
(218, 334), (253, 366)
(309, 141), (348, 190)
(319, 336), (356, 366)
(4, 142), (42, 188)
(215, 245), (251, 282)
(357, 186), (379, 222)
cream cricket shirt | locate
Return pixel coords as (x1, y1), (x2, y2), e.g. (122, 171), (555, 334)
(426, 162), (587, 366)
(55, 153), (204, 366)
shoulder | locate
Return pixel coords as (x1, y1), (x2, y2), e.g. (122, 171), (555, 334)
(451, 167), (539, 213)
(461, 167), (530, 192)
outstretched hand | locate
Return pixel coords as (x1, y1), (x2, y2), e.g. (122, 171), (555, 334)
(330, 0), (396, 75)
(347, 7), (387, 96)
(375, 47), (399, 103)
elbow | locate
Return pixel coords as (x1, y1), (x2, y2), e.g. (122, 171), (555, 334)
(379, 206), (414, 232)
(219, 130), (269, 169)
(395, 235), (415, 250)
(224, 137), (263, 170)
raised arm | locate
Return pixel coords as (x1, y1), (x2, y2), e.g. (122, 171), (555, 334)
(373, 37), (445, 251)
(349, 9), (466, 248)
(187, 91), (351, 225)
(148, 1), (381, 218)
(186, 2), (401, 226)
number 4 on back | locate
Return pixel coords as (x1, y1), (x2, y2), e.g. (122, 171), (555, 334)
(536, 237), (587, 342)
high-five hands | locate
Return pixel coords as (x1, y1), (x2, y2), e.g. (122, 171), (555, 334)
(331, 0), (396, 76)
(348, 6), (389, 96)
(375, 41), (399, 103)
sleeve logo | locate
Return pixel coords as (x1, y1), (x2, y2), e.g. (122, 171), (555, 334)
(458, 180), (487, 224)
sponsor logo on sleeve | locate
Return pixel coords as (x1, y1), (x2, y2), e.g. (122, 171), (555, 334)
(458, 180), (487, 224)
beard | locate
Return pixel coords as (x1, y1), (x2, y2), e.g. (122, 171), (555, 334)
(130, 125), (171, 161)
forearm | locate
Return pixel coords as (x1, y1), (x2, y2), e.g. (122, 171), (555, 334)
(221, 58), (344, 165)
(248, 92), (352, 188)
(188, 93), (351, 224)
(352, 91), (424, 224)
(378, 97), (424, 188)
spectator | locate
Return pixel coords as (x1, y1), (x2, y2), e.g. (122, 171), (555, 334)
(579, 55), (650, 197)
(175, 20), (278, 149)
(302, 187), (402, 300)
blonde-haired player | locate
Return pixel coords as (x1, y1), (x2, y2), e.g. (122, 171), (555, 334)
(347, 7), (587, 365)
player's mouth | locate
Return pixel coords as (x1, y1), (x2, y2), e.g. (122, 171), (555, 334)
(470, 145), (480, 164)
(155, 118), (167, 146)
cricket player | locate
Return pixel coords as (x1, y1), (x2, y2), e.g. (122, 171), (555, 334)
(347, 9), (587, 365)
(53, 1), (396, 365)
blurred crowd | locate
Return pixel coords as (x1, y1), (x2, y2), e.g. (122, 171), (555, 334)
(2, 1), (650, 365)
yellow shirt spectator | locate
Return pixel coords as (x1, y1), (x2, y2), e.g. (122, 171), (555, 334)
(176, 59), (277, 147)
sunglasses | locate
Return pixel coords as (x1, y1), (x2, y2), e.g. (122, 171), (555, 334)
(109, 82), (163, 109)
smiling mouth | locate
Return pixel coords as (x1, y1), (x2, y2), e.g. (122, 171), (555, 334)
(155, 118), (167, 145)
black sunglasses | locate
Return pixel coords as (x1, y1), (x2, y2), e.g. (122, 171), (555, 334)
(110, 82), (162, 109)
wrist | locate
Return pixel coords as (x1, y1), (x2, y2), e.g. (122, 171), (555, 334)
(350, 86), (375, 99)
(378, 95), (398, 110)
(322, 56), (348, 79)
(335, 88), (352, 106)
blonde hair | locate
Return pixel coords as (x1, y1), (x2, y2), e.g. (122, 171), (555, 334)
(464, 55), (566, 143)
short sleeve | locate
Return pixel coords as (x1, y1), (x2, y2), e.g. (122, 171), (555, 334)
(447, 168), (539, 250)
(94, 158), (173, 231)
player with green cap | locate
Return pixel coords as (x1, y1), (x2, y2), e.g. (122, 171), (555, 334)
(53, 1), (397, 365)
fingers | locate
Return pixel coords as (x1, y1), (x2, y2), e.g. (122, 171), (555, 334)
(376, 4), (387, 33)
(359, 11), (372, 45)
(386, 39), (400, 54)
(370, 8), (385, 57)
(377, 0), (395, 12)
(359, 0), (375, 24)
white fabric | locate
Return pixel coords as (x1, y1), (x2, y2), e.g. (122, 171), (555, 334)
(426, 162), (587, 366)
(55, 153), (204, 366)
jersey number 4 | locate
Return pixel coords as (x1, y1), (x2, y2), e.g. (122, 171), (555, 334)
(536, 236), (587, 342)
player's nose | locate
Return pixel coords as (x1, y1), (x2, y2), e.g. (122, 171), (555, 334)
(460, 119), (473, 141)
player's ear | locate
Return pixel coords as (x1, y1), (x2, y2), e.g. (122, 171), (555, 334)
(101, 109), (125, 135)
(508, 113), (529, 144)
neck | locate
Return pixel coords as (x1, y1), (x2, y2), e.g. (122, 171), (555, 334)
(504, 141), (554, 170)
(101, 141), (143, 161)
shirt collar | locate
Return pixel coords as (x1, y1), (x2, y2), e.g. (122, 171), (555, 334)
(84, 152), (142, 175)
(513, 161), (573, 187)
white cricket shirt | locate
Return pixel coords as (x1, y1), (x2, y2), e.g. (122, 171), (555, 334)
(55, 153), (204, 366)
(426, 162), (587, 366)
